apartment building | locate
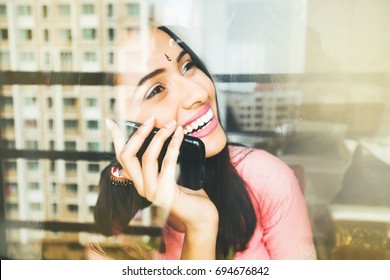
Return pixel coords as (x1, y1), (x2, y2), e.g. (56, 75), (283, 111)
(0, 0), (153, 258)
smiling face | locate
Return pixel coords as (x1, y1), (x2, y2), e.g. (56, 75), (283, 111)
(116, 28), (227, 158)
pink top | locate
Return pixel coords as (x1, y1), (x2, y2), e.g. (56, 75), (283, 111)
(158, 146), (316, 260)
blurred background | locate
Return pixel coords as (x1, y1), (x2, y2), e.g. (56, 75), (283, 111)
(0, 0), (389, 259)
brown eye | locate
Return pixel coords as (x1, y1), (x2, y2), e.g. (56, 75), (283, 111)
(181, 61), (196, 75)
(146, 84), (166, 99)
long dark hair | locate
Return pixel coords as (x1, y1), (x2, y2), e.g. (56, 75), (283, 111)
(94, 26), (257, 259)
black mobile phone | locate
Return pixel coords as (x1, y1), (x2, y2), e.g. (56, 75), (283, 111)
(124, 121), (206, 190)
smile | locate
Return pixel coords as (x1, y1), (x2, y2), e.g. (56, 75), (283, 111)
(183, 108), (213, 135)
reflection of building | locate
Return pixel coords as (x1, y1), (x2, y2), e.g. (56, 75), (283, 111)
(226, 88), (300, 133)
(0, 0), (151, 259)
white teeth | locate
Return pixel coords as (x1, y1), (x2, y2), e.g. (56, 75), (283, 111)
(184, 108), (213, 135)
(186, 126), (193, 133)
(201, 115), (209, 123)
(196, 119), (204, 126)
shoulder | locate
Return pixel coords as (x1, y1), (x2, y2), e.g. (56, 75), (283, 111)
(229, 145), (300, 200)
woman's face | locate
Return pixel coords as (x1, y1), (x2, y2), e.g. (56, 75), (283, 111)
(117, 29), (227, 157)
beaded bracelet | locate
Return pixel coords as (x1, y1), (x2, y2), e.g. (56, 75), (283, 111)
(110, 166), (133, 187)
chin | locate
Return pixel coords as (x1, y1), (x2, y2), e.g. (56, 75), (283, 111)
(204, 126), (227, 158)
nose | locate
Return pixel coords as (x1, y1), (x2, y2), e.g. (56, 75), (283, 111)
(172, 75), (209, 110)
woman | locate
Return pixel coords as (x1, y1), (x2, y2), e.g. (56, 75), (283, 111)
(90, 26), (316, 260)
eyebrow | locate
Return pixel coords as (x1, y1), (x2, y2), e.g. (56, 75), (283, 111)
(137, 68), (165, 87)
(176, 50), (187, 63)
(136, 50), (189, 87)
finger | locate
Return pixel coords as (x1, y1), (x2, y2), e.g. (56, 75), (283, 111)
(105, 118), (126, 158)
(119, 116), (156, 194)
(160, 126), (184, 181)
(142, 120), (177, 200)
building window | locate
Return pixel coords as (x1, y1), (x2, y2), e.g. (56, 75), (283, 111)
(24, 119), (38, 129)
(1, 139), (16, 149)
(65, 162), (77, 172)
(87, 142), (99, 151)
(86, 120), (99, 130)
(17, 5), (32, 16)
(52, 203), (58, 215)
(29, 203), (41, 211)
(43, 29), (49, 42)
(60, 51), (72, 64)
(108, 28), (115, 41)
(64, 120), (78, 130)
(48, 119), (54, 130)
(44, 52), (50, 64)
(6, 182), (18, 195)
(27, 160), (39, 170)
(29, 182), (40, 190)
(5, 161), (17, 171)
(67, 204), (78, 213)
(88, 184), (98, 193)
(0, 29), (8, 40)
(66, 183), (78, 193)
(63, 97), (77, 108)
(58, 4), (70, 17)
(65, 141), (77, 151)
(51, 183), (57, 194)
(83, 51), (97, 62)
(25, 140), (38, 150)
(49, 140), (55, 150)
(50, 161), (56, 172)
(6, 203), (19, 212)
(85, 98), (97, 107)
(107, 3), (114, 18)
(47, 97), (53, 108)
(20, 52), (34, 63)
(19, 29), (33, 41)
(24, 96), (37, 105)
(108, 52), (114, 64)
(59, 29), (72, 42)
(82, 4), (95, 15)
(1, 96), (13, 107)
(42, 5), (48, 18)
(88, 163), (100, 173)
(0, 52), (10, 65)
(109, 98), (115, 112)
(82, 28), (97, 40)
(1, 118), (14, 128)
(0, 5), (6, 16)
(126, 3), (140, 17)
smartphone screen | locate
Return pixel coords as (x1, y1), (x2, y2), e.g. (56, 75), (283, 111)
(124, 121), (206, 190)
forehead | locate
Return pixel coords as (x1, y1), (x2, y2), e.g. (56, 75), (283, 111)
(116, 29), (183, 74)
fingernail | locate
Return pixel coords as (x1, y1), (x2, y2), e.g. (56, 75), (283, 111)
(173, 126), (183, 138)
(105, 118), (114, 130)
(143, 116), (155, 126)
(164, 120), (176, 129)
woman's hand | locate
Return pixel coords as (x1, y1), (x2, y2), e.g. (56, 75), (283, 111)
(105, 117), (218, 259)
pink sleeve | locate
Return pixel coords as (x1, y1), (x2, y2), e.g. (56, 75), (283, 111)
(239, 150), (315, 259)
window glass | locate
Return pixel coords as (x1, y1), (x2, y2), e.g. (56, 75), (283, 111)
(1, 0), (389, 262)
(82, 4), (95, 15)
(58, 5), (70, 17)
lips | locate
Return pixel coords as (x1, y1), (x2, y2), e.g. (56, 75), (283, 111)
(182, 104), (218, 138)
(183, 108), (213, 135)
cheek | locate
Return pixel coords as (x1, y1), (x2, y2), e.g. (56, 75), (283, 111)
(193, 72), (216, 97)
(140, 103), (178, 128)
